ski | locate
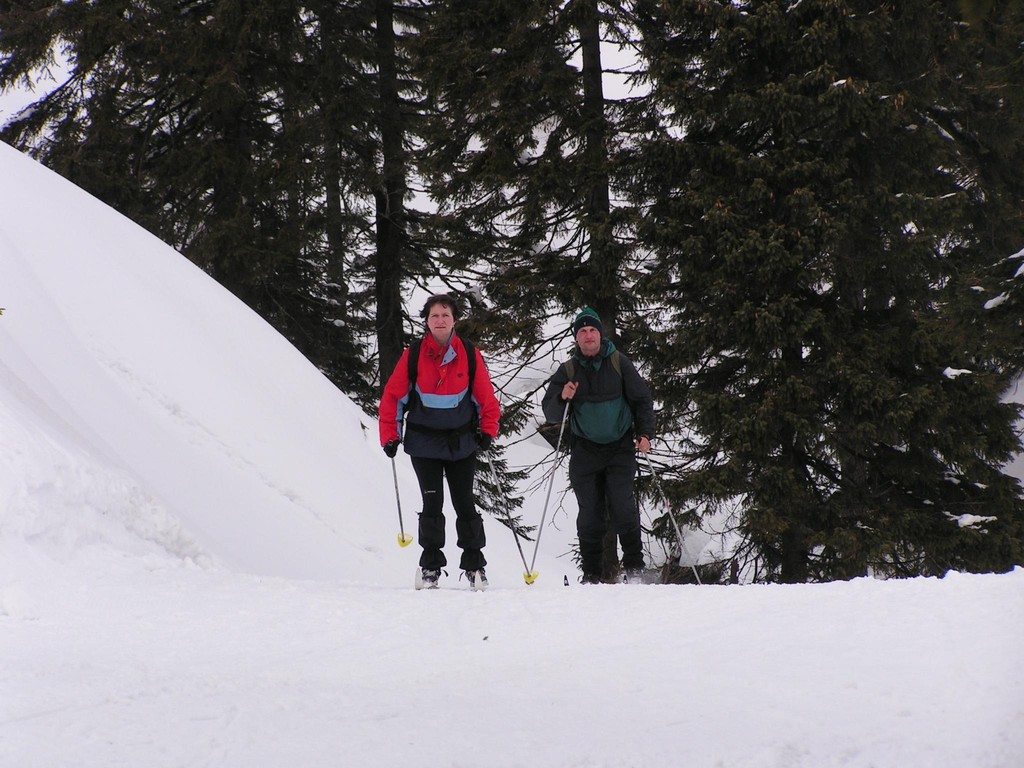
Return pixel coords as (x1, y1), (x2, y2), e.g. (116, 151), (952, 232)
(414, 568), (441, 590)
(413, 568), (490, 590)
(564, 571), (652, 585)
(464, 569), (488, 592)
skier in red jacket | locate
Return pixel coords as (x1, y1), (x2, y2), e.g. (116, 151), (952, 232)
(378, 294), (501, 590)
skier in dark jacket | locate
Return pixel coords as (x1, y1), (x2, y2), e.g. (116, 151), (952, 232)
(541, 308), (655, 584)
(378, 294), (501, 590)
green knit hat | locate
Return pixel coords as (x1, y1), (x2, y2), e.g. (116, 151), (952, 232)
(572, 307), (603, 336)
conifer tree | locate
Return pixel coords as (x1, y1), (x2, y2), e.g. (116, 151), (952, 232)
(410, 0), (646, 348)
(629, 0), (1024, 581)
(372, 0), (412, 381)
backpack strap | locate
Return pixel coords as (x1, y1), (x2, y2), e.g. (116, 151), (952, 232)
(463, 338), (478, 389)
(407, 338), (423, 389)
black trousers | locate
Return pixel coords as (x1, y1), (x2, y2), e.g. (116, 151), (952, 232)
(411, 453), (486, 571)
(568, 437), (644, 574)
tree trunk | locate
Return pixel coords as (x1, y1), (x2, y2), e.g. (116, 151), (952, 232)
(374, 0), (407, 385)
(319, 8), (350, 328)
(577, 0), (619, 340)
(576, 0), (627, 580)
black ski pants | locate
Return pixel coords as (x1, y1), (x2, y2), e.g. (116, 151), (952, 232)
(411, 453), (486, 571)
(568, 436), (644, 575)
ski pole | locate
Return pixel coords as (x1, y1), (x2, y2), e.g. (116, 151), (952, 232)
(527, 404), (570, 583)
(485, 457), (534, 581)
(391, 457), (414, 547)
(642, 451), (701, 584)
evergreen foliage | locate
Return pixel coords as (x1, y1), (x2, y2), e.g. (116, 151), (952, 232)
(628, 0), (1024, 581)
(1, 0), (378, 404)
(409, 0), (645, 350)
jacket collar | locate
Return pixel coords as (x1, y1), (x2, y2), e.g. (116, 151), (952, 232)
(424, 331), (459, 366)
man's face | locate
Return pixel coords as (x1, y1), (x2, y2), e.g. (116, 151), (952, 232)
(576, 325), (601, 357)
(427, 303), (455, 341)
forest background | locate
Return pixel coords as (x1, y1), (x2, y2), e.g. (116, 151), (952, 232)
(2, 0), (1023, 584)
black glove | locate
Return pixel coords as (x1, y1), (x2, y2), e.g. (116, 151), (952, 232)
(477, 433), (493, 452)
(383, 439), (400, 458)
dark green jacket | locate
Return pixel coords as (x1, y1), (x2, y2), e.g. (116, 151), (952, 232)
(542, 339), (655, 445)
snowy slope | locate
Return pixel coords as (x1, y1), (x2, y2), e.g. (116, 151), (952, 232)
(1, 141), (1022, 768)
(0, 139), (570, 584)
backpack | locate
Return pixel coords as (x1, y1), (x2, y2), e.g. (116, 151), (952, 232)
(537, 351), (622, 449)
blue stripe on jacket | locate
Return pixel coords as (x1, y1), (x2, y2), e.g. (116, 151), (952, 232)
(417, 387), (470, 409)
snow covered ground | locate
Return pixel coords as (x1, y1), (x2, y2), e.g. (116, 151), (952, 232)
(1, 140), (1022, 767)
